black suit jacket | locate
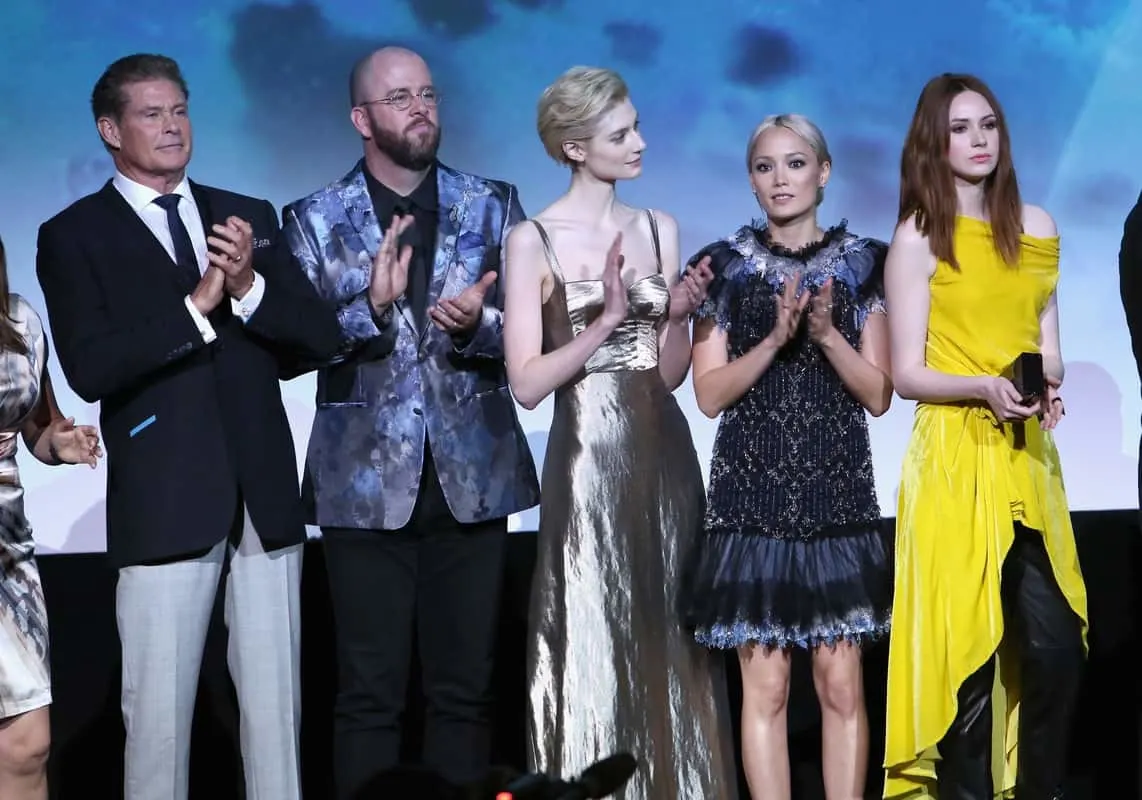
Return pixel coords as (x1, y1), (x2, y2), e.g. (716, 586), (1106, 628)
(1120, 191), (1142, 385)
(1119, 190), (1142, 515)
(36, 180), (341, 567)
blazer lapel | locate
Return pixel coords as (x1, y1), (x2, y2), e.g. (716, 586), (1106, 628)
(97, 182), (192, 296)
(189, 182), (234, 323)
(189, 180), (215, 241)
(340, 163), (418, 334)
(421, 166), (468, 342)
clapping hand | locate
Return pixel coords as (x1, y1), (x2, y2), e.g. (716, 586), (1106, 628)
(669, 256), (714, 323)
(600, 233), (628, 330)
(806, 278), (836, 345)
(768, 273), (810, 348)
(430, 272), (498, 335)
(207, 216), (256, 298)
(368, 214), (416, 312)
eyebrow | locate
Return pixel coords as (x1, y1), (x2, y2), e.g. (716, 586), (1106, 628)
(384, 84), (434, 94)
(950, 114), (996, 123)
(754, 151), (809, 160)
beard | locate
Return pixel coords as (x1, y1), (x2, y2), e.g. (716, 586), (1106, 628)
(372, 118), (441, 171)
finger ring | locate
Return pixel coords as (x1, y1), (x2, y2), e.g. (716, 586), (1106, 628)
(822, 303), (833, 311)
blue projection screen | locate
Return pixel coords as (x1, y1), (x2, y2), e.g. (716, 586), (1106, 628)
(2, 0), (1140, 553)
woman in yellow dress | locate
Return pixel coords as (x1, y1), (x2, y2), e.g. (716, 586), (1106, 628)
(882, 73), (1088, 800)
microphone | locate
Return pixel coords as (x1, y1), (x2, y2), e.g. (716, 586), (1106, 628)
(501, 752), (638, 799)
(568, 753), (638, 799)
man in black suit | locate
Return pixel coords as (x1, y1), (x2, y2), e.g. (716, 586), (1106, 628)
(1120, 191), (1142, 515)
(1119, 190), (1142, 797)
(35, 54), (340, 800)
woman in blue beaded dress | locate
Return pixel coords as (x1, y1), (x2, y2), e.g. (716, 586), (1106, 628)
(680, 115), (894, 799)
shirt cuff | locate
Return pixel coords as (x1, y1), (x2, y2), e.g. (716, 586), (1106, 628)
(230, 271), (265, 322)
(184, 296), (218, 344)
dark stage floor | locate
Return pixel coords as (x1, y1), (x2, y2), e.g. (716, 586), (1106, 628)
(41, 510), (1142, 799)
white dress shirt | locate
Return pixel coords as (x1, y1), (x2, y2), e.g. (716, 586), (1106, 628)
(112, 172), (266, 343)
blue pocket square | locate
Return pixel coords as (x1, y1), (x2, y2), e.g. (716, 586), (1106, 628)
(129, 415), (156, 438)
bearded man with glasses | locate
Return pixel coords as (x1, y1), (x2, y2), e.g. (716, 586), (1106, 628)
(281, 46), (539, 799)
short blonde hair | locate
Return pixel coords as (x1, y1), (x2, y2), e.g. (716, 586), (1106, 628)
(537, 67), (629, 166)
(746, 114), (832, 205)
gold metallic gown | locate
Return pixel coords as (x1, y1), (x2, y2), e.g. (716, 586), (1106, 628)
(525, 217), (738, 799)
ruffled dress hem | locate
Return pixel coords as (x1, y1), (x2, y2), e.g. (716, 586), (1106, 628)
(681, 523), (893, 650)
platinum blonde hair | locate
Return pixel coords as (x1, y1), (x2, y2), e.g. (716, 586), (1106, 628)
(537, 66), (629, 166)
(746, 114), (832, 205)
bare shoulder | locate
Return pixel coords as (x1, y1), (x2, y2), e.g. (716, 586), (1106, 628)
(1021, 204), (1058, 238)
(504, 219), (555, 288)
(888, 214), (937, 279)
(505, 217), (542, 251)
(891, 214), (927, 245)
(646, 208), (678, 234)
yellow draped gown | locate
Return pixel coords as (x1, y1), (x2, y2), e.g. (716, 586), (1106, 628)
(883, 216), (1088, 798)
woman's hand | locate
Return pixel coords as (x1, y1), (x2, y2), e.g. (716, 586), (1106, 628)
(668, 256), (714, 323)
(979, 377), (1037, 424)
(1039, 377), (1065, 431)
(767, 273), (810, 348)
(806, 277), (837, 346)
(46, 417), (102, 467)
(600, 233), (628, 330)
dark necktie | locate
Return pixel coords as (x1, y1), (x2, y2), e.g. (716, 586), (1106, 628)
(153, 194), (201, 288)
(395, 201), (426, 329)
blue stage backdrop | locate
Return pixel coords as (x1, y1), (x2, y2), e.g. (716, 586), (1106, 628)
(1, 0), (1140, 553)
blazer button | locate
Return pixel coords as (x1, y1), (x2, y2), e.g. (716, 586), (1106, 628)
(412, 407), (423, 416)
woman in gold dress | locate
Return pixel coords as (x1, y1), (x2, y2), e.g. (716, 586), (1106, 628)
(882, 74), (1087, 800)
(503, 66), (737, 799)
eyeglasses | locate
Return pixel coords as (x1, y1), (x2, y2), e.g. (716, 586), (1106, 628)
(359, 88), (441, 112)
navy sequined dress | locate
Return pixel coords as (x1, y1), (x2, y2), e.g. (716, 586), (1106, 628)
(680, 222), (893, 650)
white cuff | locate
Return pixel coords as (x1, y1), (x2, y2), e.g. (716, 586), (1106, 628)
(230, 271), (265, 322)
(184, 296), (217, 344)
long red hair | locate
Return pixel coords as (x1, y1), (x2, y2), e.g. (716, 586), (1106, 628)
(898, 73), (1023, 269)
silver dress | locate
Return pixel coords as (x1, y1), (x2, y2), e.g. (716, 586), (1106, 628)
(0, 294), (52, 718)
(525, 215), (738, 799)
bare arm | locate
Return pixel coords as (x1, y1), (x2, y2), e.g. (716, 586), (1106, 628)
(503, 222), (622, 410)
(654, 212), (692, 390)
(887, 216), (1035, 421)
(691, 321), (782, 418)
(1023, 204), (1064, 385)
(816, 309), (893, 416)
(886, 217), (989, 402)
(1038, 292), (1063, 386)
(692, 270), (808, 418)
(21, 368), (64, 463)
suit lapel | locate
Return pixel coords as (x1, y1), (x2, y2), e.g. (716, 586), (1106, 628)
(189, 180), (215, 242)
(97, 182), (191, 296)
(421, 166), (468, 342)
(339, 163), (418, 334)
(189, 183), (234, 324)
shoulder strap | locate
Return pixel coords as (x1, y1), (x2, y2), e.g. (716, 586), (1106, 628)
(646, 209), (662, 274)
(530, 219), (565, 283)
